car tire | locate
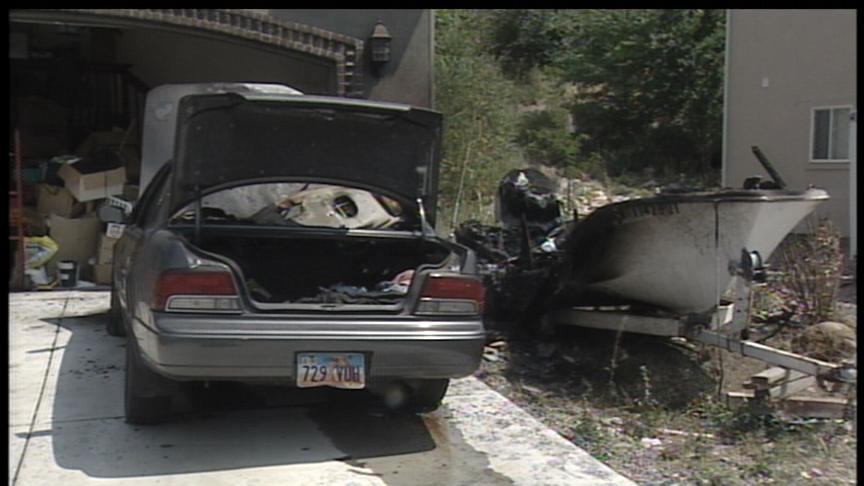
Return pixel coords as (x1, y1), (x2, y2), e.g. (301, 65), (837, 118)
(125, 339), (173, 425)
(107, 287), (127, 337)
(409, 379), (450, 413)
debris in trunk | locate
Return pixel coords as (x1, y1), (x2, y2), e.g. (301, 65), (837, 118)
(250, 186), (402, 229)
(187, 223), (449, 306)
(295, 284), (404, 305)
(290, 269), (416, 305)
(376, 269), (414, 294)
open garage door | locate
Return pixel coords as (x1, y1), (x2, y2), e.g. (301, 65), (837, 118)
(10, 9), (363, 186)
(8, 10), (363, 288)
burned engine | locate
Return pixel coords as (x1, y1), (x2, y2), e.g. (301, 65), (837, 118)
(454, 169), (570, 325)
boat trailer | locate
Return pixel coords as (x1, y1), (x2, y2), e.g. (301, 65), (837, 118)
(548, 249), (857, 416)
(457, 162), (855, 416)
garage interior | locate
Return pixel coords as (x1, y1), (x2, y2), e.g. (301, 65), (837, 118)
(9, 18), (337, 289)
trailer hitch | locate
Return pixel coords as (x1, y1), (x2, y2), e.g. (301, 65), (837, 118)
(687, 327), (856, 384)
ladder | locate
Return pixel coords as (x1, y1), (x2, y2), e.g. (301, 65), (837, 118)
(9, 129), (26, 290)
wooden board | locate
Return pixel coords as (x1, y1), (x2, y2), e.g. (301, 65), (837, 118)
(726, 391), (854, 419)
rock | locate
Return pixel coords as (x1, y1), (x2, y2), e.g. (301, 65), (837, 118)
(791, 321), (857, 362)
(640, 437), (662, 448)
(600, 416), (624, 426)
(483, 347), (500, 362)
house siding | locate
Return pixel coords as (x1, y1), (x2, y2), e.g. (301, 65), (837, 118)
(724, 9), (856, 236)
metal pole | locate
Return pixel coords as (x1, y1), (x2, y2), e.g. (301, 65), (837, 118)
(751, 146), (787, 189)
(13, 130), (26, 290)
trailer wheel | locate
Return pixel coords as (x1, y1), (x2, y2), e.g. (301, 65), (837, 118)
(409, 379), (450, 413)
(125, 339), (173, 425)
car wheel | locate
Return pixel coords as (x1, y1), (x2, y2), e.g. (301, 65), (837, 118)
(106, 287), (127, 337)
(125, 339), (173, 425)
(409, 379), (450, 413)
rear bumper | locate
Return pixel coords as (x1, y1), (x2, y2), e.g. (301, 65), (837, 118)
(132, 313), (485, 381)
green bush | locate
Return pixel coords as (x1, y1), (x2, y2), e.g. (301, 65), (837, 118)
(766, 217), (843, 326)
(515, 109), (584, 168)
(486, 9), (726, 180)
(435, 10), (526, 232)
(753, 217), (843, 326)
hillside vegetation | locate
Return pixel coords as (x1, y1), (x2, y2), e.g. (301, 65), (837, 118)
(434, 9), (726, 230)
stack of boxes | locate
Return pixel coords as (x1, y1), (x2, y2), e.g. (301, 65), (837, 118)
(92, 223), (125, 284)
(25, 126), (140, 286)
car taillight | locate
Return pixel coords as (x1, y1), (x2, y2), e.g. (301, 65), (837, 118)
(152, 270), (241, 313)
(414, 275), (485, 316)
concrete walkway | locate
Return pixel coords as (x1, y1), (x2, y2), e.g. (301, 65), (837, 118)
(9, 290), (636, 486)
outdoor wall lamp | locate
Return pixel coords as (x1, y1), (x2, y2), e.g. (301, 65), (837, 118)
(369, 19), (392, 75)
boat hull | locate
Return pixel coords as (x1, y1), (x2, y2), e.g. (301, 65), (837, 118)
(557, 189), (829, 315)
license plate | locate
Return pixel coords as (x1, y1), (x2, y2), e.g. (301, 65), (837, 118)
(296, 353), (366, 389)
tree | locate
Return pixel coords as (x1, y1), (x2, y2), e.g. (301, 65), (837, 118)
(488, 9), (726, 179)
(515, 108), (584, 169)
(435, 10), (525, 230)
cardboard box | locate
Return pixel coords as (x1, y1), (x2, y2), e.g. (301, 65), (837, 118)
(47, 214), (103, 272)
(36, 183), (86, 218)
(58, 163), (126, 203)
(97, 233), (119, 264)
(106, 223), (126, 239)
(93, 263), (113, 285)
(76, 130), (141, 182)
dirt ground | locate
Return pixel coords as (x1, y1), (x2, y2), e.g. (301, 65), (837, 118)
(476, 302), (857, 485)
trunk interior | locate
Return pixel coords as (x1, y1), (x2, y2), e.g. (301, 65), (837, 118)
(180, 228), (453, 305)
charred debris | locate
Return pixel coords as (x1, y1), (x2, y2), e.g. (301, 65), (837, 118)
(454, 168), (571, 326)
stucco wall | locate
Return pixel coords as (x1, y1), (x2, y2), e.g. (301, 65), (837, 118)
(269, 9), (433, 108)
(724, 9), (856, 235)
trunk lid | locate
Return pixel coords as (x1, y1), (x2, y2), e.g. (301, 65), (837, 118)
(168, 88), (442, 224)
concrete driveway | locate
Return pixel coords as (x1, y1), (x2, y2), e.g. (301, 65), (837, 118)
(9, 290), (635, 485)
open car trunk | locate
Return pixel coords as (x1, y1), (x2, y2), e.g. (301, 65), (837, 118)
(177, 227), (454, 308)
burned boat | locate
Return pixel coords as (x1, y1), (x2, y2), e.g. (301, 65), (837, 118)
(553, 186), (828, 315)
(456, 157), (829, 322)
(456, 163), (855, 399)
